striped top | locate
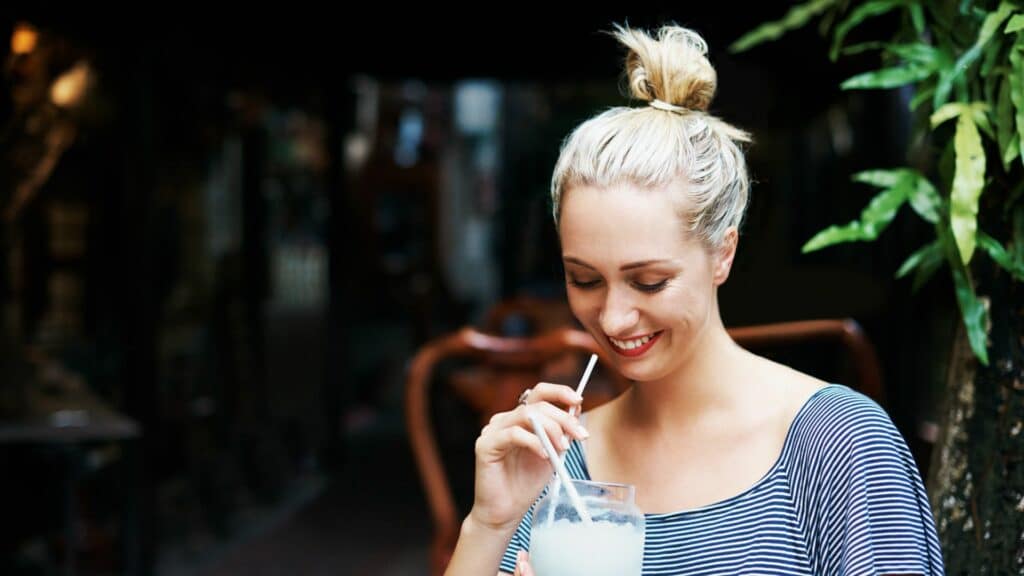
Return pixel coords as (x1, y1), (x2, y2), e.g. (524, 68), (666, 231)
(499, 385), (944, 575)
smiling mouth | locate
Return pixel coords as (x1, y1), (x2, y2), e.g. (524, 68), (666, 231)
(607, 331), (663, 357)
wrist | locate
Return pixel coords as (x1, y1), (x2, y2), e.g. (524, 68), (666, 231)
(446, 510), (518, 576)
(464, 509), (519, 538)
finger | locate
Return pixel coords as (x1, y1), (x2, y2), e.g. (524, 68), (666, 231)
(534, 401), (589, 441)
(490, 400), (578, 444)
(486, 406), (522, 431)
(483, 402), (587, 458)
(529, 382), (584, 408)
(517, 405), (572, 454)
(519, 552), (534, 576)
(476, 425), (548, 463)
(512, 404), (586, 451)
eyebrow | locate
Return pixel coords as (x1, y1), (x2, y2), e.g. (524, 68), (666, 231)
(563, 256), (672, 271)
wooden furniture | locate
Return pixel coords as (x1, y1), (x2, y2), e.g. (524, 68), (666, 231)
(728, 318), (883, 404)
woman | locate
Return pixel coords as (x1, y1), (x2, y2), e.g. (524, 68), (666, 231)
(443, 24), (943, 575)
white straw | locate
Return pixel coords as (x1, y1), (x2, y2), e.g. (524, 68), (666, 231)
(527, 412), (592, 525)
(569, 354), (598, 418)
(546, 353), (599, 525)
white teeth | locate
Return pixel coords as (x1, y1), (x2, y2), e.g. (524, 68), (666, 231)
(610, 333), (655, 350)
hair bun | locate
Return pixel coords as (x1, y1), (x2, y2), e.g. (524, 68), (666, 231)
(614, 24), (717, 112)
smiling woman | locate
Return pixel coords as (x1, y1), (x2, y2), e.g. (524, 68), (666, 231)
(441, 23), (944, 576)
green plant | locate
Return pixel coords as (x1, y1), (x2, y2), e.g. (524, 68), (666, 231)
(733, 0), (1024, 365)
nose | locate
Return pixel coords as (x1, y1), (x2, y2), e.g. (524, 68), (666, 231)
(598, 285), (639, 337)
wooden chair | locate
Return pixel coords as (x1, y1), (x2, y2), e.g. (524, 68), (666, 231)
(728, 318), (883, 404)
(405, 318), (882, 575)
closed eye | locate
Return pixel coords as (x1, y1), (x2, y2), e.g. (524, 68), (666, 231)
(633, 280), (668, 293)
(568, 276), (668, 294)
(568, 277), (601, 289)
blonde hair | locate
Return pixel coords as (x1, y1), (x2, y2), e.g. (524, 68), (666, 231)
(551, 24), (752, 248)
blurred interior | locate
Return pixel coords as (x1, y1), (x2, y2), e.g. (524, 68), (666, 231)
(0, 8), (957, 576)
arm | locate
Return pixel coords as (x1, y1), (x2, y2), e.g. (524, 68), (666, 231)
(443, 513), (518, 576)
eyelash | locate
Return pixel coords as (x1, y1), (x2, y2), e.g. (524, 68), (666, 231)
(568, 278), (669, 294)
(634, 280), (669, 293)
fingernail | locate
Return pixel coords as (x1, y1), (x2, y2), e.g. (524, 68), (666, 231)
(577, 425), (590, 438)
(560, 435), (570, 450)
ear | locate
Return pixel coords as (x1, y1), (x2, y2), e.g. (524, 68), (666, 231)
(712, 227), (738, 286)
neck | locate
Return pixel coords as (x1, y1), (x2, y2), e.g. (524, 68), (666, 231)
(621, 313), (752, 436)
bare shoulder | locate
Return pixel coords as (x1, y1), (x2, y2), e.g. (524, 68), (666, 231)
(744, 353), (830, 428)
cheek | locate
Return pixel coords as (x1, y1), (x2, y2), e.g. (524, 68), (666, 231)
(566, 290), (597, 323)
(657, 285), (705, 324)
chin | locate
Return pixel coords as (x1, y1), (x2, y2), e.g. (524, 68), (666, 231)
(605, 355), (663, 382)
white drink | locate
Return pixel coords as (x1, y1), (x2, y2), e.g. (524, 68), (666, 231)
(530, 518), (644, 576)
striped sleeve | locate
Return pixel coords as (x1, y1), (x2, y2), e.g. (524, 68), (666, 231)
(498, 502), (533, 574)
(791, 389), (944, 575)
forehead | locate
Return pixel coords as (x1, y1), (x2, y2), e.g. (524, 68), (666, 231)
(559, 183), (695, 261)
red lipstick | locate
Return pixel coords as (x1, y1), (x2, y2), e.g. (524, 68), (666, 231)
(608, 331), (662, 357)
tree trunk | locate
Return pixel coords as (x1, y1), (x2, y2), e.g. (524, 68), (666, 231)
(929, 268), (1024, 573)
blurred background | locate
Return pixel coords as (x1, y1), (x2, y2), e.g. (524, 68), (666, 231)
(0, 6), (956, 576)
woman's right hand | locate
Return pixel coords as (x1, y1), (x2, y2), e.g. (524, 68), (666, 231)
(468, 382), (588, 533)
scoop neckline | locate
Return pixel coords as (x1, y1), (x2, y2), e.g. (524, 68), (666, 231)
(575, 383), (842, 518)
